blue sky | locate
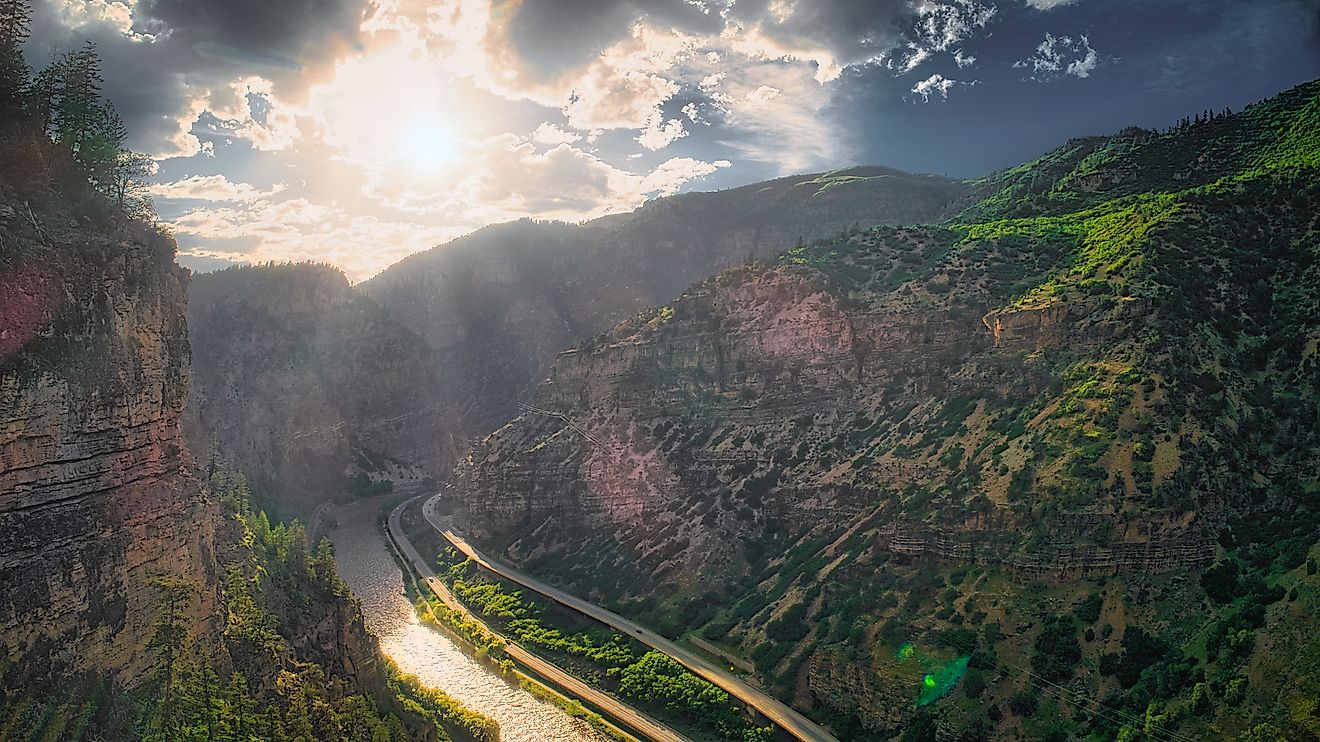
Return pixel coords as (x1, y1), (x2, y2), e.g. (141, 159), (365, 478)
(23, 0), (1320, 279)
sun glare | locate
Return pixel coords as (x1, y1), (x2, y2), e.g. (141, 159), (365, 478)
(311, 38), (465, 176)
(399, 113), (457, 170)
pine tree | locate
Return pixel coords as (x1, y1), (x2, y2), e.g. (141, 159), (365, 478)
(0, 0), (31, 118)
(53, 41), (106, 148)
(50, 41), (130, 192)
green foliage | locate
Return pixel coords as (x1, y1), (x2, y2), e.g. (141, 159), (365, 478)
(121, 470), (493, 742)
(765, 602), (810, 643)
(388, 671), (498, 742)
(1073, 592), (1103, 624)
(0, 2), (156, 220)
(429, 551), (766, 740)
(1099, 627), (1166, 688)
(1202, 560), (1241, 603)
(1030, 615), (1081, 682)
(618, 652), (771, 741)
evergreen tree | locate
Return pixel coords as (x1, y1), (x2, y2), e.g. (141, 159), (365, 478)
(0, 0), (31, 118)
(50, 41), (130, 192)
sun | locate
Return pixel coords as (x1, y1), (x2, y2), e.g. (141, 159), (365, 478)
(398, 113), (457, 170)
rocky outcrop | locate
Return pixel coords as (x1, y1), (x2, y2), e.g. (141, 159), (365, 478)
(358, 167), (969, 469)
(448, 195), (1249, 606)
(982, 301), (1068, 351)
(185, 169), (969, 517)
(874, 516), (1214, 577)
(0, 219), (219, 687)
(186, 263), (457, 515)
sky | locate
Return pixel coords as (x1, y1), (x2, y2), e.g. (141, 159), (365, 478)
(22, 0), (1320, 280)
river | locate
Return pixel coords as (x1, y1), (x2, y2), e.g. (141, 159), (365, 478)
(328, 496), (607, 741)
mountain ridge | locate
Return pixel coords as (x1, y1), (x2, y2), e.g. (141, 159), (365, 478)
(445, 79), (1320, 740)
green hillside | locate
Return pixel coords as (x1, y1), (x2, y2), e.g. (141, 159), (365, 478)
(452, 80), (1320, 741)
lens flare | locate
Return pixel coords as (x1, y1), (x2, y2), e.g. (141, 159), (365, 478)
(894, 640), (971, 706)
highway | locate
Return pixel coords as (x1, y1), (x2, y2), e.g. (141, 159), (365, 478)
(421, 494), (840, 742)
(386, 499), (690, 742)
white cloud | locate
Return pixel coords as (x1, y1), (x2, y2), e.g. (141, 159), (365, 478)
(148, 175), (287, 203)
(531, 122), (582, 145)
(167, 198), (459, 282)
(911, 73), (967, 101)
(1025, 0), (1081, 9)
(1066, 39), (1100, 78)
(744, 85), (783, 105)
(637, 112), (688, 151)
(51, 0), (145, 39)
(914, 0), (996, 53)
(892, 0), (996, 73)
(161, 145), (733, 281)
(1018, 33), (1101, 80)
(638, 157), (731, 197)
(115, 0), (1017, 278)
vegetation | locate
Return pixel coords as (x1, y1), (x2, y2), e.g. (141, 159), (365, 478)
(133, 470), (495, 742)
(0, 0), (156, 221)
(473, 80), (1320, 742)
(0, 468), (497, 741)
(423, 544), (773, 741)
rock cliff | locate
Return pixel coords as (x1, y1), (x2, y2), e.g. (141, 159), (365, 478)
(189, 167), (968, 513)
(186, 263), (456, 515)
(0, 204), (219, 687)
(359, 167), (968, 450)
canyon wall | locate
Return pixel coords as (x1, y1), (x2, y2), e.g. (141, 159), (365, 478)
(186, 264), (456, 515)
(0, 214), (218, 686)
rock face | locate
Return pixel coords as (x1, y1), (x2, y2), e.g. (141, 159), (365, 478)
(360, 167), (969, 456)
(186, 263), (455, 515)
(451, 94), (1320, 601)
(445, 84), (1320, 740)
(451, 232), (1203, 593)
(188, 167), (968, 513)
(0, 219), (218, 687)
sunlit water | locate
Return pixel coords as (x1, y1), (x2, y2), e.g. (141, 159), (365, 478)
(328, 497), (606, 741)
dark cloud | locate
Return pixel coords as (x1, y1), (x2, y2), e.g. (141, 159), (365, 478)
(503, 0), (720, 73)
(136, 0), (367, 70)
(498, 0), (925, 81)
(22, 0), (368, 156)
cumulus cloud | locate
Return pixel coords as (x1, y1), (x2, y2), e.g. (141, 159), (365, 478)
(148, 175), (287, 202)
(1016, 33), (1101, 80)
(31, 0), (1030, 279)
(891, 0), (996, 73)
(23, 0), (361, 158)
(531, 122), (582, 145)
(911, 73), (960, 101)
(639, 157), (731, 196)
(637, 112), (688, 150)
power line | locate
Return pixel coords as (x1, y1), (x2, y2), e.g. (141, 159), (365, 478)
(933, 631), (1197, 742)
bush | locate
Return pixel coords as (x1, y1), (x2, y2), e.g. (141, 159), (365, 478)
(1201, 560), (1240, 603)
(1032, 616), (1081, 682)
(765, 602), (810, 643)
(1008, 690), (1039, 717)
(1074, 592), (1103, 623)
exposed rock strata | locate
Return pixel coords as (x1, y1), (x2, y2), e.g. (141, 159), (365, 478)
(0, 223), (219, 686)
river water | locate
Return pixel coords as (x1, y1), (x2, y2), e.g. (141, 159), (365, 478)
(328, 497), (606, 741)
